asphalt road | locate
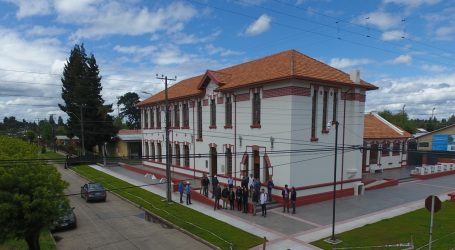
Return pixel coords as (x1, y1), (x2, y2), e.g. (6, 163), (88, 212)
(53, 164), (211, 250)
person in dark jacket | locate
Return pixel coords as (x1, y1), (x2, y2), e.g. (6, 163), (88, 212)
(221, 186), (229, 209)
(178, 180), (184, 203)
(185, 182), (192, 205)
(236, 186), (243, 211)
(211, 175), (219, 198)
(282, 184), (290, 213)
(252, 188), (259, 216)
(229, 188), (235, 210)
(202, 175), (210, 197)
(267, 178), (274, 202)
(242, 186), (249, 213)
(214, 184), (222, 210)
(291, 186), (297, 214)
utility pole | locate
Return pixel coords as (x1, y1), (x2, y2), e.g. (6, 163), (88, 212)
(156, 74), (177, 203)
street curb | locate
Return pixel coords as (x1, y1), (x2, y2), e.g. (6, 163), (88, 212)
(67, 167), (221, 250)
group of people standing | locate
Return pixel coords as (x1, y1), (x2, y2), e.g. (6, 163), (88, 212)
(181, 174), (298, 216)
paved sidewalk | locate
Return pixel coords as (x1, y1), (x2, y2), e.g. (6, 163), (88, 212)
(89, 165), (455, 250)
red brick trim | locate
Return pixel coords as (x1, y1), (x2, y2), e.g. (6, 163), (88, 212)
(209, 125), (217, 129)
(321, 129), (329, 134)
(273, 178), (362, 191)
(189, 101), (194, 108)
(250, 124), (261, 129)
(274, 188), (354, 206)
(203, 99), (208, 106)
(263, 86), (311, 98)
(311, 137), (319, 142)
(235, 93), (250, 102)
(217, 96), (224, 104)
(411, 169), (455, 180)
(196, 138), (203, 142)
(224, 125), (233, 129)
(340, 92), (366, 102)
(181, 126), (190, 129)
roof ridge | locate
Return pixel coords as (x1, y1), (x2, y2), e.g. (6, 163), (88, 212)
(370, 112), (405, 135)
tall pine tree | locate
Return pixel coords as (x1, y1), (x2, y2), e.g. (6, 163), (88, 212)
(59, 44), (117, 153)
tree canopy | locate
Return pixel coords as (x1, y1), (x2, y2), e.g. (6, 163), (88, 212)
(117, 92), (140, 129)
(59, 44), (117, 152)
(0, 135), (68, 250)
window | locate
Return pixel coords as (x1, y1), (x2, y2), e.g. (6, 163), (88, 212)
(225, 96), (232, 127)
(156, 107), (161, 129)
(197, 101), (202, 140)
(183, 145), (190, 167)
(252, 92), (261, 126)
(226, 147), (232, 176)
(370, 143), (378, 164)
(210, 99), (216, 128)
(392, 142), (400, 156)
(182, 103), (189, 128)
(402, 141), (407, 153)
(144, 109), (149, 129)
(382, 142), (390, 157)
(175, 144), (180, 166)
(141, 109), (145, 129)
(151, 142), (155, 160)
(311, 89), (318, 140)
(157, 143), (162, 162)
(167, 143), (173, 165)
(150, 109), (154, 128)
(144, 142), (149, 158)
(418, 142), (429, 148)
(174, 104), (180, 128)
(332, 90), (338, 123)
(322, 90), (328, 132)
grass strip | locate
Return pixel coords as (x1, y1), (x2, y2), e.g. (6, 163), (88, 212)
(72, 165), (264, 250)
(312, 201), (455, 249)
(0, 231), (56, 250)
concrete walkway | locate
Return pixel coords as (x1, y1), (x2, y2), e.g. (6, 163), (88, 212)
(88, 165), (455, 250)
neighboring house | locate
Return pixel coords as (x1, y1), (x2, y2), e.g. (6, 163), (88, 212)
(137, 50), (377, 204)
(363, 113), (412, 173)
(415, 124), (455, 151)
(108, 129), (142, 158)
(55, 135), (79, 146)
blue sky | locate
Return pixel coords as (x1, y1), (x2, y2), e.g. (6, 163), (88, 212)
(0, 0), (454, 122)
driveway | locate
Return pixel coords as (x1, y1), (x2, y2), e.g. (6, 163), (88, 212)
(53, 164), (210, 250)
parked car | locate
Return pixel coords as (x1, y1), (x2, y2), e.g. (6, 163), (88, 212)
(80, 182), (107, 202)
(52, 206), (77, 232)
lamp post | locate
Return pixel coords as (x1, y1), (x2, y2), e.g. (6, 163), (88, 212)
(325, 120), (342, 245)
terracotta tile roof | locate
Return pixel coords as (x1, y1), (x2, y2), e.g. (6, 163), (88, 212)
(138, 50), (377, 107)
(364, 113), (412, 139)
(118, 129), (142, 135)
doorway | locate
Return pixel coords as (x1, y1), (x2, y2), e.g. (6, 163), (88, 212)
(253, 149), (260, 179)
(210, 147), (217, 176)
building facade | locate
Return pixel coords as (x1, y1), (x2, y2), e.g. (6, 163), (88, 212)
(138, 50), (377, 204)
(363, 113), (411, 173)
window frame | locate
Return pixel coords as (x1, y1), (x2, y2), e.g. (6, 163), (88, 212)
(156, 107), (161, 129)
(174, 144), (180, 166)
(322, 90), (328, 133)
(210, 98), (216, 128)
(174, 104), (180, 128)
(311, 88), (318, 141)
(225, 96), (232, 128)
(226, 147), (232, 176)
(182, 103), (189, 128)
(197, 101), (203, 140)
(183, 145), (190, 167)
(251, 92), (261, 128)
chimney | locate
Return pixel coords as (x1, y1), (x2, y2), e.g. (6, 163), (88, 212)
(350, 69), (360, 84)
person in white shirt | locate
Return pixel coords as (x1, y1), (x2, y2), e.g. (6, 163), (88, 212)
(260, 188), (268, 217)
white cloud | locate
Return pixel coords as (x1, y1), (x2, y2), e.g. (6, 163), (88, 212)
(421, 64), (448, 72)
(329, 58), (373, 69)
(54, 0), (97, 15)
(434, 25), (455, 40)
(69, 2), (197, 40)
(113, 45), (156, 55)
(389, 54), (412, 64)
(383, 0), (440, 8)
(366, 73), (455, 119)
(206, 44), (244, 57)
(26, 25), (66, 37)
(4, 0), (52, 18)
(355, 11), (401, 30)
(381, 30), (407, 41)
(244, 14), (271, 36)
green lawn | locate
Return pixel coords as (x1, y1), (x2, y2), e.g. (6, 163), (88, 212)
(312, 201), (455, 249)
(0, 231), (55, 250)
(72, 165), (264, 250)
(40, 150), (66, 161)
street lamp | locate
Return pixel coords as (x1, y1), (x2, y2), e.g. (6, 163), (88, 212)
(325, 120), (342, 245)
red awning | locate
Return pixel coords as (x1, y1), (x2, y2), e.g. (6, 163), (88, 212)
(241, 152), (248, 165)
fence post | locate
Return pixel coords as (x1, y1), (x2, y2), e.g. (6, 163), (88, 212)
(263, 236), (267, 250)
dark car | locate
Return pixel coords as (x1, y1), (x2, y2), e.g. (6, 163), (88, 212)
(81, 182), (107, 202)
(52, 206), (77, 232)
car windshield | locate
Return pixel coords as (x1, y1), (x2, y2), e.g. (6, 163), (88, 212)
(88, 183), (104, 191)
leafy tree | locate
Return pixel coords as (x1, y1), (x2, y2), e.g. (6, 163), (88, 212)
(113, 116), (129, 130)
(378, 110), (416, 134)
(117, 92), (140, 129)
(59, 44), (117, 152)
(25, 130), (36, 143)
(0, 136), (68, 250)
(49, 115), (55, 125)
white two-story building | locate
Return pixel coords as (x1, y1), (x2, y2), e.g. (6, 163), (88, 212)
(137, 50), (377, 205)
